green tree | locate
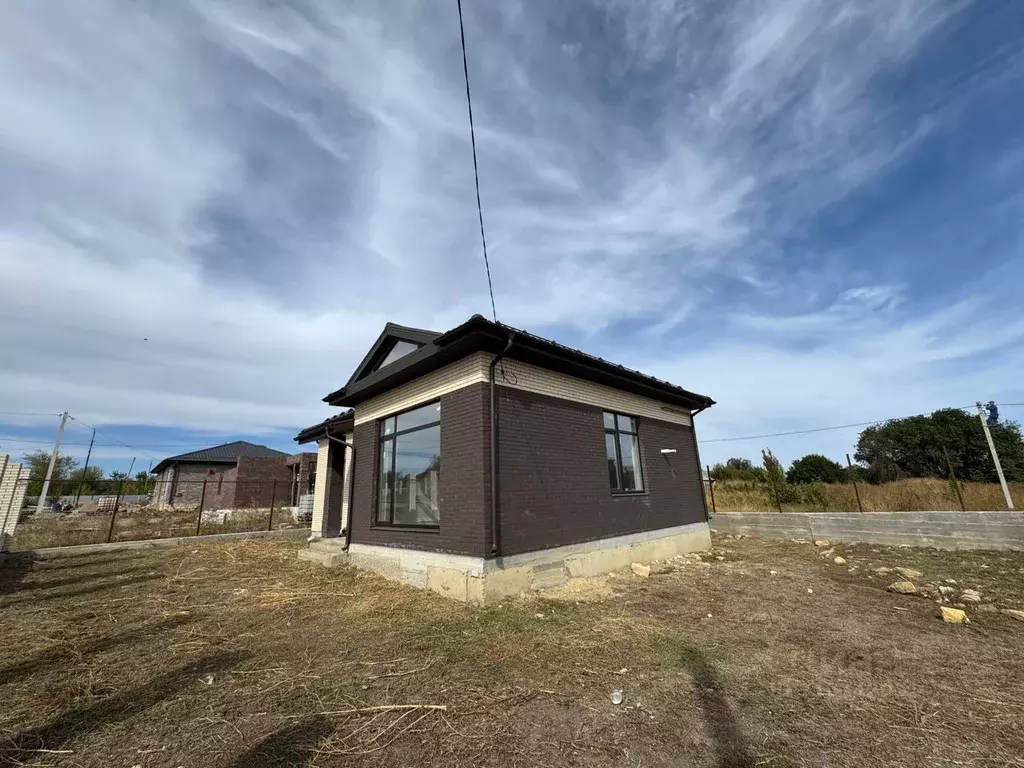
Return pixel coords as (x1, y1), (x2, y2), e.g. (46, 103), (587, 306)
(709, 457), (766, 482)
(68, 465), (105, 496)
(855, 408), (1024, 483)
(21, 449), (78, 498)
(134, 471), (155, 494)
(787, 454), (845, 484)
(762, 448), (797, 505)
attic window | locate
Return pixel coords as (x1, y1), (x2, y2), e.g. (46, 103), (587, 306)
(375, 341), (421, 371)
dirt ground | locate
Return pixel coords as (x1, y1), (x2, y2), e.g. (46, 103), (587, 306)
(1, 534), (1023, 767)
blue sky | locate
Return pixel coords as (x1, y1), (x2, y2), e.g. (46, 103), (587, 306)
(1, 0), (1023, 474)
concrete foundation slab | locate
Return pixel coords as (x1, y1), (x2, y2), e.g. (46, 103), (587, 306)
(297, 522), (710, 603)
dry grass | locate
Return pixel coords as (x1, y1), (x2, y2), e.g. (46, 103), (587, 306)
(1, 535), (1024, 767)
(708, 476), (1024, 513)
(9, 508), (305, 551)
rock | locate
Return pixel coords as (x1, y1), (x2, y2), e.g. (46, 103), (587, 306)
(872, 567), (893, 575)
(888, 581), (917, 595)
(769, 570), (778, 576)
(819, 548), (835, 558)
(691, 553), (703, 562)
(896, 567), (923, 580)
(534, 613), (545, 619)
(1000, 609), (1024, 622)
(944, 578), (957, 585)
(806, 588), (814, 594)
(716, 556), (725, 561)
(631, 563), (651, 578)
(938, 586), (955, 596)
(977, 604), (998, 613)
(814, 540), (830, 547)
(960, 589), (982, 604)
(941, 607), (970, 625)
(833, 556), (847, 565)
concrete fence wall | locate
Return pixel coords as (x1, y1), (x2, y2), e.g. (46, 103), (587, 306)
(710, 511), (1024, 551)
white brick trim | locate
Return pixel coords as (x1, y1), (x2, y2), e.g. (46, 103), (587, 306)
(352, 352), (693, 427)
(310, 439), (329, 537)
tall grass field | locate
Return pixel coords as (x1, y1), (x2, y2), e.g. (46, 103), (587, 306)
(706, 477), (1022, 513)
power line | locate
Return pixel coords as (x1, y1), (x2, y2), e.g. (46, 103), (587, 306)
(0, 411), (60, 417)
(66, 415), (160, 461)
(456, 0), (497, 322)
(699, 402), (1024, 444)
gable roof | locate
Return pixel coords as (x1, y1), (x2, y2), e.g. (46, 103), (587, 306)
(152, 441), (291, 474)
(323, 315), (714, 412)
(294, 410), (355, 445)
(342, 323), (441, 390)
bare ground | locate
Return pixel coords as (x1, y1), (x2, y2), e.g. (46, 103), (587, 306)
(1, 533), (1023, 767)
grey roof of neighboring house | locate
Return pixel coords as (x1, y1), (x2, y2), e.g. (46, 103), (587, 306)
(152, 441), (291, 474)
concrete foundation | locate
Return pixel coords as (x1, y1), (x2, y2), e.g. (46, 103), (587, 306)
(297, 522), (710, 603)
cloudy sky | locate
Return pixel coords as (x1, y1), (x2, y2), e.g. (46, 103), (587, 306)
(1, 0), (1023, 472)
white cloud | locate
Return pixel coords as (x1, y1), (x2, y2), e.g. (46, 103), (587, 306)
(2, 0), (1019, 458)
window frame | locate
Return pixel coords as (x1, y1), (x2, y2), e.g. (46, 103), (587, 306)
(374, 401), (442, 529)
(603, 411), (645, 495)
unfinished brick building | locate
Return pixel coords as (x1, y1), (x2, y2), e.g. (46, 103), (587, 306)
(151, 442), (310, 511)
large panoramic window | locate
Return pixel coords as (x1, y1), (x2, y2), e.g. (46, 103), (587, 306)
(376, 401), (441, 527)
(604, 412), (644, 493)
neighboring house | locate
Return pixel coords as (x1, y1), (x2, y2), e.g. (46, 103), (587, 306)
(295, 315), (715, 603)
(151, 441), (300, 511)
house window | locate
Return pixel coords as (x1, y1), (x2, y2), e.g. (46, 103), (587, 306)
(604, 412), (644, 493)
(376, 401), (441, 527)
(375, 341), (421, 371)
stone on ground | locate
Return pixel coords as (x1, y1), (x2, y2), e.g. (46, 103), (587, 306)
(960, 589), (982, 604)
(938, 585), (955, 596)
(896, 567), (924, 580)
(872, 567), (893, 575)
(814, 540), (830, 547)
(630, 563), (651, 578)
(941, 606), (970, 625)
(833, 556), (846, 565)
(888, 581), (917, 595)
(1000, 609), (1024, 622)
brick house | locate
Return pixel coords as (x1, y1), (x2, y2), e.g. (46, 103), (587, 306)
(151, 441), (305, 511)
(295, 315), (714, 603)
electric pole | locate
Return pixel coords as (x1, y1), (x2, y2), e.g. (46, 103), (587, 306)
(976, 402), (1013, 510)
(37, 411), (69, 514)
(75, 427), (96, 504)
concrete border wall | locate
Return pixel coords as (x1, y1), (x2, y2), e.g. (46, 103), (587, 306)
(711, 511), (1024, 551)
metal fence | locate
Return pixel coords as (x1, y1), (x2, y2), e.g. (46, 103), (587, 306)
(2, 477), (312, 552)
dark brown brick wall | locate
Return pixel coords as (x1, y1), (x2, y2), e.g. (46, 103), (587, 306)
(349, 383), (490, 556)
(496, 387), (706, 556)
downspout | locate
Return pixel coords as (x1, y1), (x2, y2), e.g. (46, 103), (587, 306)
(689, 404), (711, 521)
(323, 425), (356, 550)
(489, 331), (517, 557)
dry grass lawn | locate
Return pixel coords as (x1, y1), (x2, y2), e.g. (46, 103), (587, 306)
(9, 509), (305, 551)
(1, 534), (1023, 767)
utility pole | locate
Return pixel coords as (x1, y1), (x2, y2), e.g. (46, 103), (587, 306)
(75, 427), (96, 504)
(37, 411), (68, 514)
(977, 402), (1013, 510)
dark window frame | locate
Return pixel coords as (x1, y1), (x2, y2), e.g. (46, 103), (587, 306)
(374, 401), (441, 529)
(604, 411), (645, 494)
